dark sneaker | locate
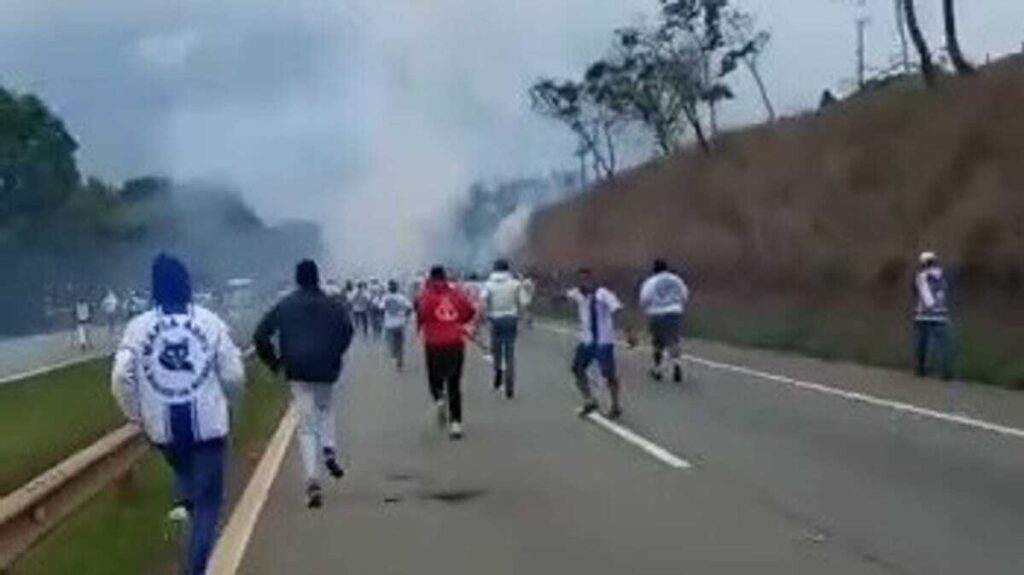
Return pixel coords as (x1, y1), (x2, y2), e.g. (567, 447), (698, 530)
(577, 400), (599, 418)
(324, 450), (345, 480)
(608, 406), (623, 420)
(306, 482), (323, 509)
(673, 364), (684, 384)
(505, 386), (515, 400)
(493, 370), (504, 391)
(650, 369), (663, 382)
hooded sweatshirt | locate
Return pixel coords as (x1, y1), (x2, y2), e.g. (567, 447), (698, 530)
(482, 271), (527, 320)
(111, 255), (245, 445)
(416, 280), (476, 348)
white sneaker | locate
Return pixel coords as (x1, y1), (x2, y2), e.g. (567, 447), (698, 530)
(449, 422), (464, 440)
(167, 505), (189, 522)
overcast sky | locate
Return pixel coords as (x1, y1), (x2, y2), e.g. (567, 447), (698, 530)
(1, 0), (1021, 269)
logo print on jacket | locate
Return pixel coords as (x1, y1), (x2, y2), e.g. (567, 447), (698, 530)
(434, 297), (459, 322)
(158, 339), (195, 373)
(143, 317), (215, 401)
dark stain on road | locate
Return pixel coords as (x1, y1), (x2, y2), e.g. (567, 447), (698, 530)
(422, 489), (488, 504)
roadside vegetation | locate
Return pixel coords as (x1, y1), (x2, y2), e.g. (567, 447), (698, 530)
(11, 362), (289, 575)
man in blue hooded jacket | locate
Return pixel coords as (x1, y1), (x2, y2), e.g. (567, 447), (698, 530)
(112, 254), (245, 575)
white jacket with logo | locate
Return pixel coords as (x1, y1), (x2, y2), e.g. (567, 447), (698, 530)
(639, 272), (690, 316)
(483, 272), (528, 319)
(111, 305), (245, 445)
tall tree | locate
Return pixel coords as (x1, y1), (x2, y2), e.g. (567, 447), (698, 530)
(902, 0), (938, 87)
(0, 88), (80, 224)
(942, 0), (975, 75)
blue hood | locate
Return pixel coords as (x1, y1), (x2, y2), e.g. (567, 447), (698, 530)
(152, 254), (192, 314)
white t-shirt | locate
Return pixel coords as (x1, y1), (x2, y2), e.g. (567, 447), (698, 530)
(382, 293), (412, 329)
(567, 287), (622, 346)
(639, 272), (689, 316)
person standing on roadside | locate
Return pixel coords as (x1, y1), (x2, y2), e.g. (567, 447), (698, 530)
(254, 260), (354, 509)
(482, 259), (528, 398)
(566, 268), (624, 419)
(639, 259), (690, 383)
(111, 254), (245, 575)
(101, 290), (120, 339)
(417, 266), (477, 440)
(913, 252), (954, 381)
(382, 280), (413, 371)
(74, 298), (92, 350)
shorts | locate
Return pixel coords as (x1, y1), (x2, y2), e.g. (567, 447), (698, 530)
(572, 344), (617, 381)
(648, 313), (683, 350)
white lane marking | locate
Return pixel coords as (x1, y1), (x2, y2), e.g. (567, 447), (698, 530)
(467, 327), (692, 470)
(207, 405), (297, 575)
(587, 413), (693, 470)
(539, 323), (1024, 441)
(0, 353), (108, 386)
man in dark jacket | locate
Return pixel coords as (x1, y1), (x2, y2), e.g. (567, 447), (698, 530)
(254, 260), (354, 509)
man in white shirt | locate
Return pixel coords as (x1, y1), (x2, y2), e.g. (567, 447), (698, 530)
(74, 299), (92, 350)
(639, 259), (690, 383)
(482, 260), (529, 398)
(566, 268), (623, 419)
(382, 280), (413, 370)
(101, 290), (120, 339)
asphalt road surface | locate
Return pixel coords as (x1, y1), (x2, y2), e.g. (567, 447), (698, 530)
(240, 326), (1024, 575)
(0, 327), (115, 381)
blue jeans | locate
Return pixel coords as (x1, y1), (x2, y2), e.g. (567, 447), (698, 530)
(160, 439), (226, 575)
(914, 321), (953, 380)
(490, 317), (518, 393)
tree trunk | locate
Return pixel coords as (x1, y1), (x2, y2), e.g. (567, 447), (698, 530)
(903, 0), (937, 88)
(943, 0), (975, 75)
(744, 58), (776, 122)
(894, 0), (912, 74)
(683, 105), (712, 155)
(603, 123), (618, 178)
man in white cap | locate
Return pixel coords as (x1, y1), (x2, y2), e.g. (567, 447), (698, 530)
(913, 251), (953, 381)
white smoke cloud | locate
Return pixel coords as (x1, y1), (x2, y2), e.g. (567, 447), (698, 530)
(2, 0), (1023, 277)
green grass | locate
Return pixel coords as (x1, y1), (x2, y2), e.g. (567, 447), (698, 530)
(11, 362), (289, 575)
(685, 296), (1024, 389)
(534, 290), (1024, 389)
(0, 359), (122, 495)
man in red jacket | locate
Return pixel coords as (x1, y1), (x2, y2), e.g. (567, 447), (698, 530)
(417, 265), (477, 439)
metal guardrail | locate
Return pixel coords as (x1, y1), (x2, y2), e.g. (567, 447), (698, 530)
(0, 425), (147, 571)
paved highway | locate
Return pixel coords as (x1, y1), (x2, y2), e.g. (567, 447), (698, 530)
(238, 326), (1024, 575)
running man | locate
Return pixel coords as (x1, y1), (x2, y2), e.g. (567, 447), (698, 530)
(111, 254), (245, 575)
(566, 268), (624, 419)
(369, 279), (386, 340)
(482, 259), (529, 398)
(639, 259), (690, 383)
(350, 282), (370, 338)
(254, 260), (354, 509)
(417, 266), (477, 440)
(382, 280), (413, 370)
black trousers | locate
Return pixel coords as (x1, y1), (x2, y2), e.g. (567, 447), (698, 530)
(425, 346), (465, 423)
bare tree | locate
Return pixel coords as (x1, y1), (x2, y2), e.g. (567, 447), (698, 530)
(530, 79), (623, 180)
(724, 11), (776, 122)
(902, 0), (938, 87)
(942, 0), (975, 74)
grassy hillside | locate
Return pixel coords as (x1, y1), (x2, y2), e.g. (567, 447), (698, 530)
(523, 57), (1024, 387)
